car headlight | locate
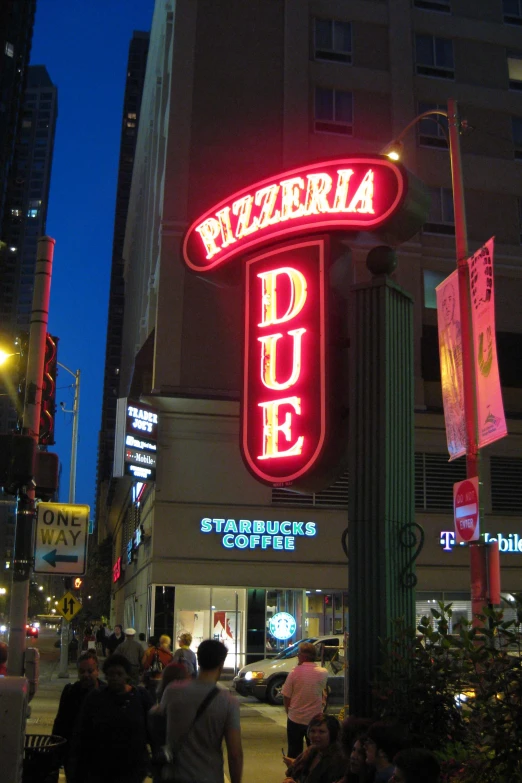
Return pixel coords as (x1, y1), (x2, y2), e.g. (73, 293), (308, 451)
(245, 671), (265, 681)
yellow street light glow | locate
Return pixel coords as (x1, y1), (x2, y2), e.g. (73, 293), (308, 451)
(0, 587), (7, 595)
(387, 150), (400, 161)
(0, 350), (14, 366)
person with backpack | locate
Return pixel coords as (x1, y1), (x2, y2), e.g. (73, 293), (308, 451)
(172, 632), (198, 678)
(142, 635), (174, 699)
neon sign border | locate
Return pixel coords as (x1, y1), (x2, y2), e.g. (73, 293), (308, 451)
(241, 237), (327, 486)
(182, 156), (406, 273)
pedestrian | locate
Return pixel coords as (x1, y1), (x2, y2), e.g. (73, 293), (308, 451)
(391, 748), (440, 783)
(52, 652), (107, 781)
(282, 642), (328, 759)
(172, 632), (198, 677)
(0, 641), (7, 675)
(118, 628), (144, 685)
(282, 713), (345, 783)
(106, 623), (124, 654)
(337, 717), (373, 783)
(96, 623), (108, 656)
(69, 653), (153, 783)
(138, 632), (148, 652)
(364, 722), (408, 783)
(157, 639), (243, 783)
(142, 634), (174, 700)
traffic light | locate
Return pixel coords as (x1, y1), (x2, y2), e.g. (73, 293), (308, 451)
(34, 450), (59, 501)
(0, 433), (36, 493)
(39, 334), (58, 446)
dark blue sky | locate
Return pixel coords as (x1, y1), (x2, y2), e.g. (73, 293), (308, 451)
(31, 0), (155, 514)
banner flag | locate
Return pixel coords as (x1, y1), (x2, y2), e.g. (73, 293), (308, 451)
(468, 238), (507, 448)
(436, 270), (467, 460)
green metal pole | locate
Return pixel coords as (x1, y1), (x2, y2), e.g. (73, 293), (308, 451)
(347, 247), (416, 717)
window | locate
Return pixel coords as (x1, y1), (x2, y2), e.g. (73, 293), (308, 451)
(423, 269), (447, 308)
(491, 457), (522, 514)
(22, 119), (32, 128)
(5, 42), (14, 58)
(414, 0), (450, 10)
(424, 187), (455, 234)
(10, 208), (21, 217)
(314, 19), (352, 64)
(503, 0), (522, 25)
(127, 112), (137, 119)
(27, 208), (39, 218)
(512, 116), (522, 159)
(415, 34), (454, 79)
(415, 453), (466, 511)
(314, 87), (353, 135)
(417, 101), (448, 148)
(508, 51), (522, 89)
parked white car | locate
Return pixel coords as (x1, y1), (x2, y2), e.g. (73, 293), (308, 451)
(232, 635), (345, 705)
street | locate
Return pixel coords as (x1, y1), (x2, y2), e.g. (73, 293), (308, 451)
(27, 627), (292, 783)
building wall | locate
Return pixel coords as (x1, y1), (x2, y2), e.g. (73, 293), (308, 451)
(108, 0), (522, 636)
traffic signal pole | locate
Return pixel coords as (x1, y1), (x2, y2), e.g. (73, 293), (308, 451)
(7, 236), (55, 676)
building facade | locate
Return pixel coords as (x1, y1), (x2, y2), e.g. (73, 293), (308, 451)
(100, 0), (522, 668)
(96, 31), (150, 529)
(0, 64), (58, 577)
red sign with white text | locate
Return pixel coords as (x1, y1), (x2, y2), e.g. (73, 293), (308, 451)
(242, 239), (331, 486)
(454, 477), (480, 543)
(183, 157), (408, 273)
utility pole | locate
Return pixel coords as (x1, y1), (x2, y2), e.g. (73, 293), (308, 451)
(7, 236), (55, 676)
(57, 365), (80, 678)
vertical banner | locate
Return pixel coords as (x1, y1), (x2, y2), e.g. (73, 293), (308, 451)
(468, 238), (507, 448)
(436, 270), (466, 460)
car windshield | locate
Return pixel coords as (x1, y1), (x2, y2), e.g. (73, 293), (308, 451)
(273, 637), (318, 660)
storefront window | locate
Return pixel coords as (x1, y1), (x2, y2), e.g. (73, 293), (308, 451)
(174, 586), (245, 673)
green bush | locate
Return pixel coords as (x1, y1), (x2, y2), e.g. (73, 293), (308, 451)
(372, 602), (522, 782)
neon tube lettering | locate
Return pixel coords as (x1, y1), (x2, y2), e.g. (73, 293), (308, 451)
(258, 328), (306, 390)
(258, 267), (307, 327)
(304, 173), (333, 215)
(216, 206), (236, 248)
(347, 169), (375, 214)
(258, 396), (304, 459)
(195, 217), (221, 259)
(332, 169), (354, 211)
(232, 194), (256, 238)
(280, 177), (305, 220)
(254, 184), (281, 229)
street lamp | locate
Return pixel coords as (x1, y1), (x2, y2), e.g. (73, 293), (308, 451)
(57, 363), (80, 505)
(56, 362), (81, 679)
(383, 98), (486, 625)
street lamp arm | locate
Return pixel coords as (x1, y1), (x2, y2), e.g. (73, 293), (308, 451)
(393, 109), (448, 143)
(57, 361), (78, 380)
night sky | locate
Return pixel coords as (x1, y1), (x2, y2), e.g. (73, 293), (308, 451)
(30, 0), (155, 514)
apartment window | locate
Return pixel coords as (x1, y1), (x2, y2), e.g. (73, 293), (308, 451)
(418, 101), (448, 147)
(423, 269), (447, 308)
(5, 42), (14, 58)
(503, 0), (522, 25)
(10, 208), (21, 217)
(512, 116), (522, 159)
(314, 19), (352, 64)
(22, 119), (32, 128)
(415, 34), (454, 79)
(314, 87), (353, 135)
(508, 51), (522, 89)
(27, 208), (39, 218)
(127, 112), (137, 119)
(414, 0), (450, 11)
(424, 187), (455, 234)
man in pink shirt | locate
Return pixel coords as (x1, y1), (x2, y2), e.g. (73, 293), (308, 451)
(281, 642), (328, 759)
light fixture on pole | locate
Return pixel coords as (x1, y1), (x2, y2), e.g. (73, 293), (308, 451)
(382, 99), (488, 625)
(56, 362), (81, 679)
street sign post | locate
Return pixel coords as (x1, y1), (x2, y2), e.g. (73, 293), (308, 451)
(34, 502), (89, 575)
(56, 591), (82, 622)
(454, 477), (480, 544)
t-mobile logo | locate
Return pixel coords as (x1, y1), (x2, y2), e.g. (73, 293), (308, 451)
(440, 530), (522, 553)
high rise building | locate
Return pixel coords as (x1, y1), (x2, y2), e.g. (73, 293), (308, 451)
(0, 0), (36, 230)
(0, 64), (58, 577)
(102, 1), (522, 664)
(95, 31), (149, 534)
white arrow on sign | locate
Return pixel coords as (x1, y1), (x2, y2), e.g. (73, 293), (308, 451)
(34, 503), (90, 575)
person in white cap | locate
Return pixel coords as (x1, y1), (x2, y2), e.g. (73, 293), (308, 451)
(117, 628), (143, 685)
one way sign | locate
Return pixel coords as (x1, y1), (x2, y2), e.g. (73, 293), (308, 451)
(34, 502), (90, 575)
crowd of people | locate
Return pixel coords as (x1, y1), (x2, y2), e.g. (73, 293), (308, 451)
(48, 635), (440, 783)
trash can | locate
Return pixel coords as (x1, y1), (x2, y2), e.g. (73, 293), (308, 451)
(23, 734), (66, 783)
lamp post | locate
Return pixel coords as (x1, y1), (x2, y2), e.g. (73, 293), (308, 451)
(385, 98), (487, 626)
(56, 363), (81, 678)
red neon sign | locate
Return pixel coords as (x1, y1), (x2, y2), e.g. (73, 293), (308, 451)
(183, 157), (407, 273)
(242, 239), (328, 486)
